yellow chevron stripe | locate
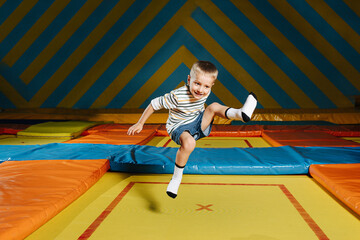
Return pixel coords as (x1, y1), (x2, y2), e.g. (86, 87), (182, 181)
(21, 0), (102, 85)
(0, 0), (38, 43)
(199, 0), (314, 108)
(123, 46), (190, 108)
(0, 75), (28, 108)
(0, 0), (6, 8)
(343, 0), (360, 17)
(229, 0), (317, 108)
(3, 0), (71, 67)
(59, 0), (170, 109)
(232, 0), (352, 108)
(123, 46), (243, 108)
(174, 81), (185, 90)
(307, 0), (360, 54)
(91, 0), (197, 108)
(269, 0), (360, 93)
(28, 0), (134, 108)
(183, 17), (279, 108)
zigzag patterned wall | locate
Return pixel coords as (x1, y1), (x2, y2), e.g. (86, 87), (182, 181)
(0, 0), (359, 110)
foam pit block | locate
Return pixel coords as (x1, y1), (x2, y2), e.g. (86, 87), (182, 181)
(310, 164), (360, 216)
(17, 121), (101, 138)
(0, 159), (109, 240)
(66, 124), (159, 145)
(263, 131), (360, 147)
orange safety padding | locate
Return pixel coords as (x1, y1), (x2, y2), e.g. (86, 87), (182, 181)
(325, 125), (360, 137)
(81, 123), (160, 135)
(262, 125), (360, 137)
(310, 164), (360, 216)
(210, 125), (262, 137)
(67, 124), (160, 145)
(0, 159), (109, 240)
(262, 131), (360, 147)
(155, 124), (359, 138)
(81, 124), (130, 135)
(155, 125), (168, 136)
(155, 125), (263, 137)
(0, 123), (30, 135)
(262, 125), (329, 133)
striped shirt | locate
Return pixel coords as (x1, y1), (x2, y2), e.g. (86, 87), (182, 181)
(151, 85), (210, 136)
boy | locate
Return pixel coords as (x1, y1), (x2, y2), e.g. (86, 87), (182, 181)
(127, 61), (257, 198)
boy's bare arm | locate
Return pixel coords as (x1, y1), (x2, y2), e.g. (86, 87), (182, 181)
(127, 104), (155, 135)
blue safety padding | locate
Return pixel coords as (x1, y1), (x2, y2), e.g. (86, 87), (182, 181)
(0, 144), (359, 175)
(109, 145), (360, 174)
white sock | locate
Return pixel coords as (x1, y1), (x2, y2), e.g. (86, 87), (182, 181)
(225, 92), (257, 122)
(166, 164), (184, 198)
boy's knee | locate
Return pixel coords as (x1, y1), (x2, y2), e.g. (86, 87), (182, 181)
(181, 135), (196, 152)
(208, 102), (220, 111)
(207, 103), (223, 115)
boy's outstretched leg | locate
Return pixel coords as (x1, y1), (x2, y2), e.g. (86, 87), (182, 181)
(201, 92), (258, 130)
(167, 132), (195, 198)
(225, 92), (257, 122)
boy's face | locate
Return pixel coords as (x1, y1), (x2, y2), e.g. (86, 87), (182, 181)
(187, 73), (215, 99)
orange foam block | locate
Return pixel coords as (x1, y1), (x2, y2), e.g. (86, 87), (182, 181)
(66, 124), (160, 145)
(0, 159), (109, 240)
(310, 164), (360, 216)
(262, 131), (360, 147)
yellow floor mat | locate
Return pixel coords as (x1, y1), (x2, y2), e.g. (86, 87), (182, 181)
(26, 173), (360, 240)
(147, 136), (271, 148)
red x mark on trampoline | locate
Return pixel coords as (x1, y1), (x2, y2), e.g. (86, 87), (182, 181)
(196, 204), (213, 211)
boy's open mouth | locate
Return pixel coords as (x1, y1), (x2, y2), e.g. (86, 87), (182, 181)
(194, 91), (202, 97)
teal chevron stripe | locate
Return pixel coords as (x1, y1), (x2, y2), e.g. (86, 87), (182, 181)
(42, 0), (148, 107)
(0, 63), (28, 99)
(213, 0), (336, 108)
(323, 0), (360, 41)
(0, 0), (359, 110)
(0, 0), (55, 57)
(140, 63), (224, 108)
(0, 90), (15, 108)
(192, 7), (299, 108)
(11, 1), (87, 75)
(288, 0), (360, 71)
(250, 0), (357, 100)
(73, 0), (187, 109)
(0, 0), (22, 25)
(108, 27), (265, 109)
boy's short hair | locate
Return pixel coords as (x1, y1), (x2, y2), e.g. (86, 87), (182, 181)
(190, 61), (218, 80)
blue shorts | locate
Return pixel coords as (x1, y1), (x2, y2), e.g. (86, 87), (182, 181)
(170, 111), (213, 145)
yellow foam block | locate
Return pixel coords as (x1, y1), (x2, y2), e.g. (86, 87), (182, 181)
(17, 121), (100, 138)
(0, 136), (70, 145)
(0, 135), (15, 140)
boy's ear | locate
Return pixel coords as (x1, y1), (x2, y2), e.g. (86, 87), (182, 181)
(187, 75), (191, 85)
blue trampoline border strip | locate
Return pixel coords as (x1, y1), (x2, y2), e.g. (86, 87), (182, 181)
(0, 143), (359, 175)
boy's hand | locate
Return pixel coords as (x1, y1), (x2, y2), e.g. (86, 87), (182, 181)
(127, 122), (143, 135)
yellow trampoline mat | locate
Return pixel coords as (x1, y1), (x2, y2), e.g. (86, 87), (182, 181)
(26, 173), (360, 240)
(147, 136), (271, 148)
